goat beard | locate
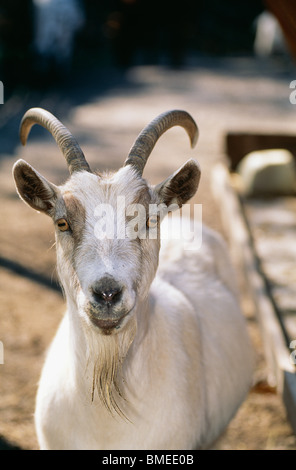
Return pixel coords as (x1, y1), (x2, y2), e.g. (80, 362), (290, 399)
(87, 317), (137, 420)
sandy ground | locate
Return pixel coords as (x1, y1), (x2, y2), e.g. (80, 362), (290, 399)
(0, 57), (296, 450)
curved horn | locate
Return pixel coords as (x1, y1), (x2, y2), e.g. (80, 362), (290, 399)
(20, 107), (91, 174)
(124, 110), (198, 175)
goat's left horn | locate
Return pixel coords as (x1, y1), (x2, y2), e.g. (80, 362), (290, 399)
(124, 110), (198, 175)
(20, 107), (91, 174)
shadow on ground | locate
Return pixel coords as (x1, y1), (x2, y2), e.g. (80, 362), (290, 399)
(0, 436), (22, 450)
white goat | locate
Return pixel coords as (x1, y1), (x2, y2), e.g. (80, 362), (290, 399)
(13, 108), (253, 450)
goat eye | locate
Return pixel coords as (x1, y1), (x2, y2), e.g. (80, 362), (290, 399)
(56, 218), (70, 232)
(146, 215), (158, 228)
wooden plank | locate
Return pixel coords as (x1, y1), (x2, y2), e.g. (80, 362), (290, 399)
(211, 162), (296, 433)
(243, 198), (296, 343)
(225, 133), (296, 170)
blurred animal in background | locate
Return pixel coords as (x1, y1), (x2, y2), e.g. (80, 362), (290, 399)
(32, 0), (84, 74)
(254, 11), (288, 58)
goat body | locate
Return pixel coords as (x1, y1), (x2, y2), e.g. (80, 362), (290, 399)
(13, 109), (253, 450)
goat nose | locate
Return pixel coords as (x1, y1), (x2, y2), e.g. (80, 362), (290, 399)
(99, 288), (122, 303)
(91, 278), (123, 305)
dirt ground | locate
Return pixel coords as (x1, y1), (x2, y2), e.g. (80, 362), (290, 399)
(1, 57), (296, 450)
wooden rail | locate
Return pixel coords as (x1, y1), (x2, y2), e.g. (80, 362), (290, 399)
(211, 162), (296, 434)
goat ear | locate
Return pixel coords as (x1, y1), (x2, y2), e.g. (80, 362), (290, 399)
(13, 159), (58, 216)
(155, 159), (201, 208)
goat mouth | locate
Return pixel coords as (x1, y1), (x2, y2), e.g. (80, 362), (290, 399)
(89, 305), (135, 334)
(91, 317), (122, 333)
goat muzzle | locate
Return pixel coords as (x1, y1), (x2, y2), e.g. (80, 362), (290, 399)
(86, 277), (132, 333)
(91, 279), (123, 306)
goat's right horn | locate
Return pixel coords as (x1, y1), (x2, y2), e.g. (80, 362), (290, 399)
(124, 110), (198, 175)
(20, 107), (91, 174)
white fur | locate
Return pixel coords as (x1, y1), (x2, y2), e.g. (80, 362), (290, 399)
(31, 168), (253, 450)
